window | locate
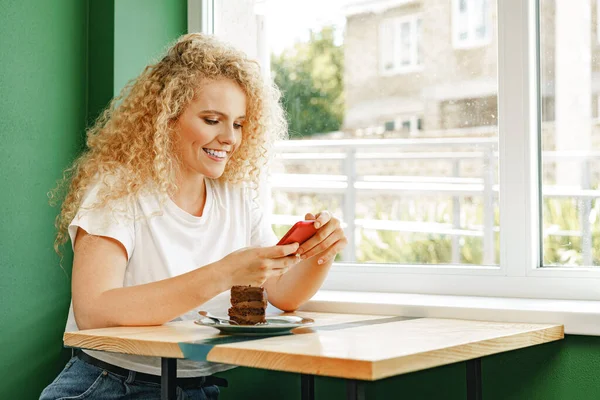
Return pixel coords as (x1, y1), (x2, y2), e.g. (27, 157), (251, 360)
(380, 15), (422, 74)
(198, 0), (600, 301)
(540, 0), (600, 268)
(452, 0), (492, 49)
(393, 115), (421, 135)
(206, 0), (499, 266)
(597, 0), (600, 44)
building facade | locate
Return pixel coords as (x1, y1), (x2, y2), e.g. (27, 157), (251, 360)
(343, 0), (600, 154)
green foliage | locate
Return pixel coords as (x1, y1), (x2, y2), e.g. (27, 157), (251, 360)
(273, 224), (291, 240)
(271, 26), (344, 138)
(357, 199), (492, 265)
(543, 198), (600, 266)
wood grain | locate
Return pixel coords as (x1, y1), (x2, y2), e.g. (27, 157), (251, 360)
(62, 312), (384, 359)
(64, 312), (564, 380)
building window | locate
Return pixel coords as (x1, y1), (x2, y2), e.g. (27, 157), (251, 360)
(452, 0), (491, 49)
(393, 115), (422, 135)
(379, 15), (422, 74)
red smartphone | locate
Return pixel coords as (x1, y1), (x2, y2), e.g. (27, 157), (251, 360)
(277, 221), (318, 246)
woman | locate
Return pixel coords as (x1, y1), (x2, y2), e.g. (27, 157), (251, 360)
(41, 33), (347, 400)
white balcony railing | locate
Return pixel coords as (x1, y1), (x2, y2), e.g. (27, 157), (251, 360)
(270, 137), (600, 265)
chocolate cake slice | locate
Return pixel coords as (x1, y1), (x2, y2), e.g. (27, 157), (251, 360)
(228, 285), (268, 325)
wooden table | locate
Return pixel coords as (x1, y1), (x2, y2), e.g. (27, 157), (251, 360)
(64, 312), (563, 400)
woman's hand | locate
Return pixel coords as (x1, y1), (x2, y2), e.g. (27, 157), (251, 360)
(296, 211), (347, 265)
(220, 243), (301, 287)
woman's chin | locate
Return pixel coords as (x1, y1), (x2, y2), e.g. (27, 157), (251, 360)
(204, 168), (226, 180)
(185, 162), (227, 180)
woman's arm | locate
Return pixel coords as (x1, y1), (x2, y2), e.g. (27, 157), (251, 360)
(264, 257), (333, 312)
(72, 228), (231, 329)
(72, 228), (300, 329)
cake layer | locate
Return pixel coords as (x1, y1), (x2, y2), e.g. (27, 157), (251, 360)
(230, 300), (267, 308)
(229, 314), (267, 325)
(230, 285), (267, 303)
(228, 306), (264, 316)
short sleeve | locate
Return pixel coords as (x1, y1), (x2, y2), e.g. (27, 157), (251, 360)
(248, 191), (278, 248)
(68, 180), (136, 260)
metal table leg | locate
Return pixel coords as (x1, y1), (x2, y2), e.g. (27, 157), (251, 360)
(346, 379), (366, 400)
(466, 358), (482, 400)
(301, 374), (315, 400)
(161, 358), (177, 400)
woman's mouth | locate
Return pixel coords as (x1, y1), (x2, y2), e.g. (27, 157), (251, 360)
(203, 148), (227, 161)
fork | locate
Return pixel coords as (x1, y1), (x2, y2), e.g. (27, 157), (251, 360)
(198, 311), (240, 325)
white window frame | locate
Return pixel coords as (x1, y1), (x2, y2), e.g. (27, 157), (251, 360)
(379, 15), (423, 75)
(203, 0), (600, 302)
(452, 0), (492, 49)
(325, 0), (600, 302)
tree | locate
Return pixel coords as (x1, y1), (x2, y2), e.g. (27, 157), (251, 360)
(271, 26), (344, 138)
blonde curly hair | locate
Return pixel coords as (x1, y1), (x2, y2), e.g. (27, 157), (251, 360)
(49, 33), (287, 256)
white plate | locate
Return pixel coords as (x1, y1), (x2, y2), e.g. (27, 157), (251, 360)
(194, 315), (314, 336)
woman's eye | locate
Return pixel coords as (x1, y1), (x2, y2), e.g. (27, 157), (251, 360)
(234, 123), (243, 130)
(204, 119), (218, 125)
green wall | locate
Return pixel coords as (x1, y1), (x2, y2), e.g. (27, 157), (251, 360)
(0, 0), (186, 398)
(0, 1), (87, 398)
(114, 0), (187, 93)
(4, 1), (600, 399)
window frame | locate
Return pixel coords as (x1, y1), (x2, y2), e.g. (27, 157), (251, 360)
(202, 0), (600, 302)
(188, 0), (214, 34)
(452, 0), (493, 49)
(322, 0), (600, 301)
(379, 14), (423, 76)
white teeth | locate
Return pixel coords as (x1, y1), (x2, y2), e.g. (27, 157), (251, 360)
(204, 148), (226, 158)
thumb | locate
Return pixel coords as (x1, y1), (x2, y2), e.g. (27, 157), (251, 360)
(263, 242), (300, 258)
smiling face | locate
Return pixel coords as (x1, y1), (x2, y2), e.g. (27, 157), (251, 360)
(174, 79), (247, 180)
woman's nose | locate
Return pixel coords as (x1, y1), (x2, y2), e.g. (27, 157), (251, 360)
(219, 124), (237, 145)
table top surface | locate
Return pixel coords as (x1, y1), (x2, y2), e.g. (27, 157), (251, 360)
(64, 311), (564, 380)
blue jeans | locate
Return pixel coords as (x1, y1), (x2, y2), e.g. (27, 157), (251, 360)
(40, 356), (220, 400)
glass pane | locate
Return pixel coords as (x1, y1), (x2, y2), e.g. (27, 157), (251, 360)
(475, 0), (488, 39)
(400, 21), (411, 66)
(381, 19), (395, 71)
(540, 0), (599, 266)
(458, 0), (470, 41)
(222, 0), (500, 265)
(416, 18), (423, 65)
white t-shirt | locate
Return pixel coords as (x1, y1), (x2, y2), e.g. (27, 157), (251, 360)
(64, 177), (278, 377)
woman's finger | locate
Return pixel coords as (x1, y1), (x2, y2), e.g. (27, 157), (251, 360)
(300, 230), (340, 260)
(298, 217), (340, 256)
(261, 242), (300, 258)
(271, 254), (301, 270)
(305, 212), (316, 221)
(297, 222), (337, 256)
(315, 237), (348, 265)
(313, 210), (331, 229)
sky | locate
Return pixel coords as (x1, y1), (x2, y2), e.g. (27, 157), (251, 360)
(262, 0), (355, 54)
